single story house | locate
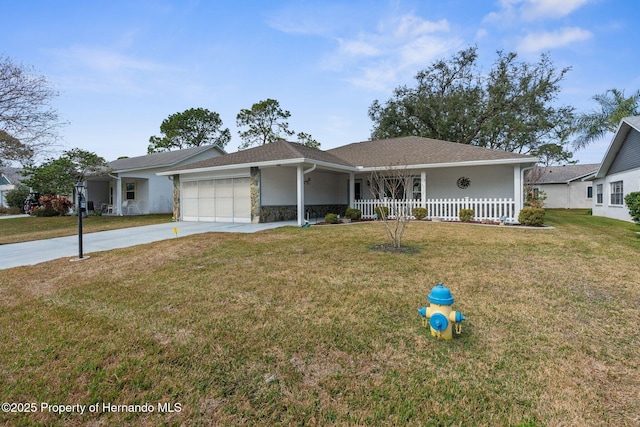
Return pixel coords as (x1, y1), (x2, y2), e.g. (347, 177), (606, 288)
(159, 136), (538, 225)
(0, 167), (21, 208)
(85, 145), (225, 217)
(528, 164), (598, 209)
(591, 116), (640, 222)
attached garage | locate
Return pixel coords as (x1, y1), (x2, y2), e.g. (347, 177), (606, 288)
(181, 177), (251, 223)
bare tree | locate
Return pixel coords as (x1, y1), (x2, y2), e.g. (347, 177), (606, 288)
(523, 167), (547, 208)
(370, 166), (417, 249)
(0, 56), (63, 165)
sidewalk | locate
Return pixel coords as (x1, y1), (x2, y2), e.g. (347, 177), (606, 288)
(0, 221), (297, 270)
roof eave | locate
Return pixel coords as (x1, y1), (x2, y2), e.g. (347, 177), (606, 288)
(157, 158), (356, 176)
(358, 157), (537, 171)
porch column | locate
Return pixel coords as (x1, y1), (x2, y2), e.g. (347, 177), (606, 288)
(297, 165), (304, 226)
(513, 165), (522, 220)
(421, 171), (427, 207)
(115, 175), (123, 216)
(349, 172), (355, 208)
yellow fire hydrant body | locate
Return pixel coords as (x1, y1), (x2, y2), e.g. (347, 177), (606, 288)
(418, 283), (466, 340)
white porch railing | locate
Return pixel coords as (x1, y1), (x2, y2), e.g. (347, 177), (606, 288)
(353, 198), (516, 222)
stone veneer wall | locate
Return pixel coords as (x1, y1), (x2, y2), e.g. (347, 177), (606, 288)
(260, 204), (348, 223)
(250, 167), (261, 223)
(172, 174), (180, 221)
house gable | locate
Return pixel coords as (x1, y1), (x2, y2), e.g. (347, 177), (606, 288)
(596, 116), (640, 178)
(608, 126), (640, 175)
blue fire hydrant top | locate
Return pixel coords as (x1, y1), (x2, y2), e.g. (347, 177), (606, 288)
(428, 283), (455, 305)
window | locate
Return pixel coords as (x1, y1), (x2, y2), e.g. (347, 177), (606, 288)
(596, 184), (603, 204)
(412, 177), (421, 200)
(354, 180), (362, 200)
(610, 181), (623, 205)
(586, 186), (593, 199)
(125, 182), (136, 200)
(379, 177), (418, 199)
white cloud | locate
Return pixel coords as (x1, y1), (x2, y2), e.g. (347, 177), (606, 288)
(48, 46), (174, 93)
(520, 0), (591, 20)
(325, 13), (459, 91)
(518, 27), (592, 53)
(394, 15), (449, 37)
(58, 46), (161, 73)
(485, 0), (591, 23)
(338, 37), (381, 58)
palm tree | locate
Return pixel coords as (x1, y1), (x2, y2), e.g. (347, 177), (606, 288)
(573, 89), (640, 149)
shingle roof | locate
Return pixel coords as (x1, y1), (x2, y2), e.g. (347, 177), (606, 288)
(163, 136), (537, 175)
(174, 140), (355, 171)
(0, 167), (22, 184)
(326, 136), (534, 167)
(533, 164), (599, 184)
(108, 145), (225, 172)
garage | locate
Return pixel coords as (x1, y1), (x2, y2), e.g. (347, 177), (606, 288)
(181, 177), (251, 222)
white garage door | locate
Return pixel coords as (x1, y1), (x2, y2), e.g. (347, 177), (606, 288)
(182, 177), (251, 222)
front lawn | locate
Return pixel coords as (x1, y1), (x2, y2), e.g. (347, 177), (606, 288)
(1, 210), (638, 426)
(0, 214), (173, 244)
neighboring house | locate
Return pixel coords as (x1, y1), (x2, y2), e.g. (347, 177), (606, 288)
(528, 164), (598, 209)
(591, 116), (640, 223)
(85, 145), (225, 216)
(159, 136), (537, 225)
(0, 167), (22, 208)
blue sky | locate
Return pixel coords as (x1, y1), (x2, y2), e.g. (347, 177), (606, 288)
(1, 0), (637, 164)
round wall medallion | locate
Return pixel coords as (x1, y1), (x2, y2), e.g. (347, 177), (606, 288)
(456, 176), (471, 189)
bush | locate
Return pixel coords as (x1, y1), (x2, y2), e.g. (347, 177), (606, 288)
(459, 208), (474, 222)
(344, 208), (362, 220)
(324, 213), (339, 224)
(31, 206), (58, 217)
(374, 206), (389, 219)
(5, 186), (30, 209)
(518, 208), (545, 226)
(412, 207), (427, 220)
(0, 206), (22, 215)
(36, 195), (73, 216)
(625, 192), (640, 224)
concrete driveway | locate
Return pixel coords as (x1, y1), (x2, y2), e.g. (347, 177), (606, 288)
(0, 220), (297, 270)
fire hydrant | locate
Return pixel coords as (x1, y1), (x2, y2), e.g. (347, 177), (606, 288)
(418, 283), (466, 339)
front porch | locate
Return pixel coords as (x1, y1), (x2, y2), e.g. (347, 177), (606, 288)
(86, 176), (151, 216)
(353, 197), (517, 222)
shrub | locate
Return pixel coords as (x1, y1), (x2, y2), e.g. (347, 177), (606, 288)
(374, 206), (389, 219)
(37, 195), (73, 216)
(0, 206), (22, 215)
(518, 208), (545, 226)
(412, 207), (427, 220)
(324, 213), (339, 224)
(31, 206), (58, 217)
(525, 188), (547, 208)
(344, 207), (362, 220)
(459, 208), (474, 222)
(625, 192), (640, 224)
(5, 186), (30, 209)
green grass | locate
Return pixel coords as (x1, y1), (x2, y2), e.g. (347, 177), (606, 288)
(0, 214), (173, 244)
(1, 209), (639, 426)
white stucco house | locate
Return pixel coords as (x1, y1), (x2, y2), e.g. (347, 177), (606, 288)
(591, 116), (640, 222)
(529, 164), (598, 209)
(85, 145), (225, 216)
(159, 136), (538, 226)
